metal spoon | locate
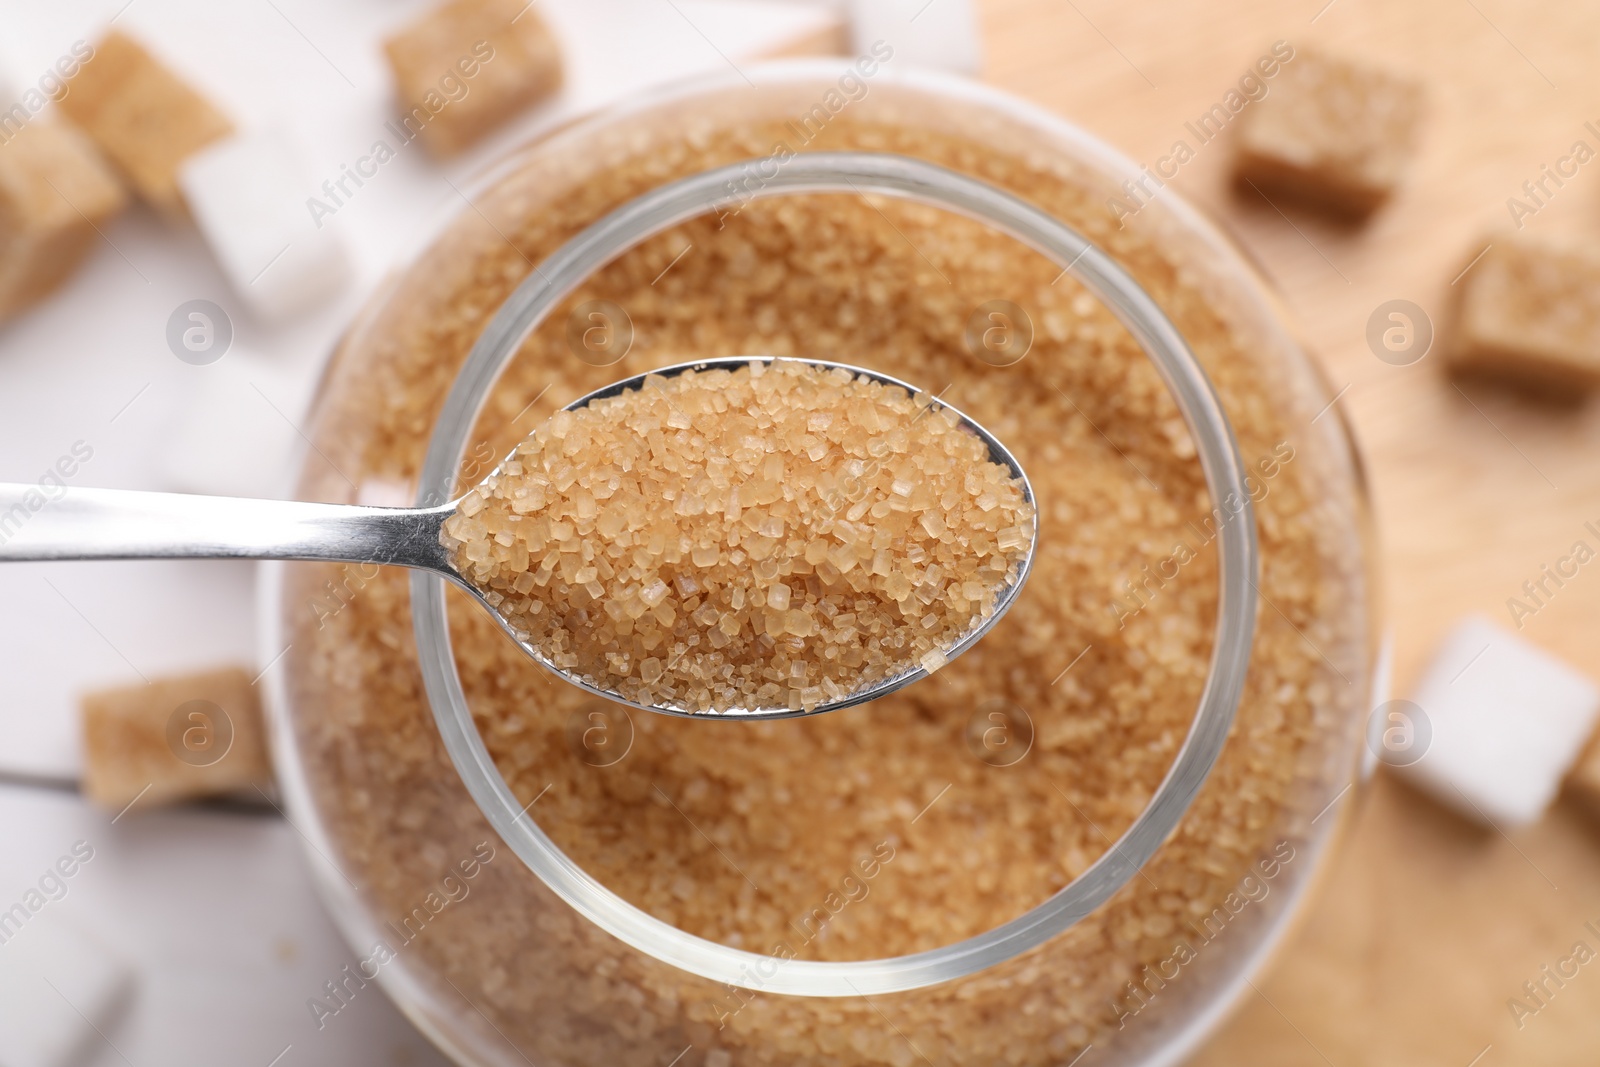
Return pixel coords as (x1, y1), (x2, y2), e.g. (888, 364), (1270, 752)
(0, 357), (1036, 719)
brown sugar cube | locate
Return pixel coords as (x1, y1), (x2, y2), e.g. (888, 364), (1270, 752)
(0, 120), (126, 321)
(1234, 48), (1424, 218)
(58, 30), (233, 219)
(1449, 237), (1600, 392)
(1571, 730), (1600, 816)
(383, 0), (563, 159)
(81, 667), (273, 811)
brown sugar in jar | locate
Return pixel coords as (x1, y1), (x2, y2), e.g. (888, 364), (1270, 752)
(274, 68), (1371, 1067)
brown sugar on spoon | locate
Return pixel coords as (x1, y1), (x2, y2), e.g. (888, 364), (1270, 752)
(440, 360), (1035, 713)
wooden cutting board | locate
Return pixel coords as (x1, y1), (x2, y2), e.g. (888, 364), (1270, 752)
(979, 0), (1600, 1062)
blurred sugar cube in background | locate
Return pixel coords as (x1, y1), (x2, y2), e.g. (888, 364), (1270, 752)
(1233, 47), (1425, 219)
(58, 30), (234, 221)
(178, 131), (352, 320)
(1387, 616), (1600, 828)
(382, 0), (565, 159)
(80, 666), (272, 811)
(0, 120), (127, 323)
(1447, 236), (1600, 395)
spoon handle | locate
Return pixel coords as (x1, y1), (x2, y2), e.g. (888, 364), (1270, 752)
(0, 483), (457, 572)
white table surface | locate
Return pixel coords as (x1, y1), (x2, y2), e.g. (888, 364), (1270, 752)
(0, 1), (845, 1063)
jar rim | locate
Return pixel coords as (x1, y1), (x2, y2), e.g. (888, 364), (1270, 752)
(408, 73), (1260, 998)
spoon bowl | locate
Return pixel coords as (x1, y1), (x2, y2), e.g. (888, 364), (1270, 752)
(466, 356), (1038, 719)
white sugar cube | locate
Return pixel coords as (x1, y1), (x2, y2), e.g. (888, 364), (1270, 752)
(1388, 616), (1600, 828)
(846, 0), (981, 74)
(0, 919), (134, 1067)
(161, 351), (309, 499)
(178, 130), (350, 321)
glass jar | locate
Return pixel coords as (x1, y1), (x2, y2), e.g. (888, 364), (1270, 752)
(263, 59), (1374, 1067)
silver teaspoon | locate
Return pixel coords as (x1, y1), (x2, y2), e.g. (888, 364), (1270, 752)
(0, 357), (1036, 720)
